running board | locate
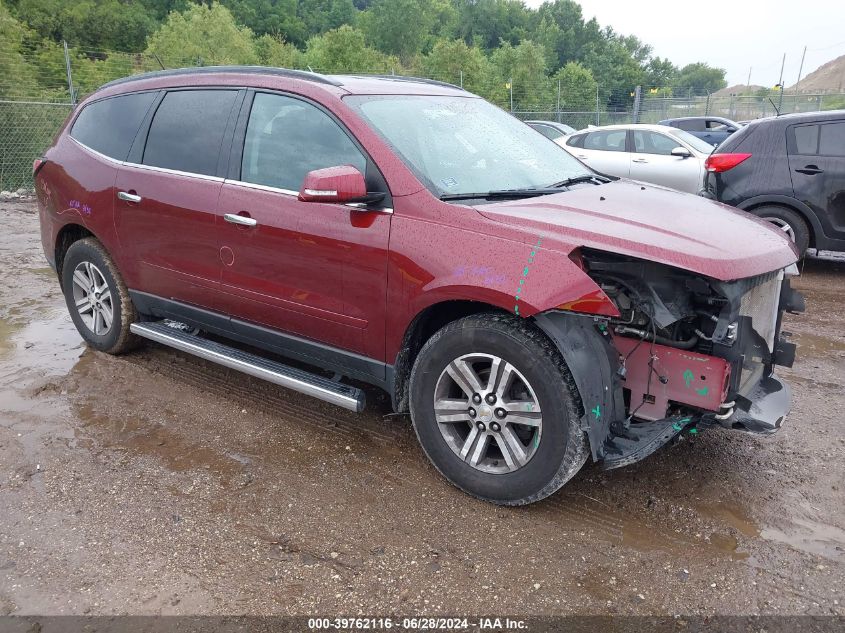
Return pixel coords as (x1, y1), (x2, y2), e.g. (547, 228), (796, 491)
(130, 321), (365, 412)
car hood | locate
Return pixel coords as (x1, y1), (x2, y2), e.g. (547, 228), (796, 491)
(476, 180), (797, 281)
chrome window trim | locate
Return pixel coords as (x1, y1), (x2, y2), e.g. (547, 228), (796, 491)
(122, 161), (225, 182)
(70, 136), (225, 182)
(224, 179), (299, 197)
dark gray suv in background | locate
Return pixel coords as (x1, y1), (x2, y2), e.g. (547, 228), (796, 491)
(700, 110), (845, 256)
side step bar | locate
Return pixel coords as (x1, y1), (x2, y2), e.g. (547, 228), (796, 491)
(130, 321), (366, 412)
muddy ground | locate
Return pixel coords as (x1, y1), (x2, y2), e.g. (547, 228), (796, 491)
(0, 199), (843, 618)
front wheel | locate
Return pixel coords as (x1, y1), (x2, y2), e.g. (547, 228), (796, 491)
(754, 205), (810, 257)
(409, 313), (588, 505)
(61, 237), (140, 354)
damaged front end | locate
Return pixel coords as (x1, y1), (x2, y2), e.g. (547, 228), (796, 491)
(535, 249), (805, 470)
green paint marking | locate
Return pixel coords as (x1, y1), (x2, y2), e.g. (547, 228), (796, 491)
(678, 416), (692, 423)
(695, 386), (709, 396)
(683, 369), (695, 388)
(672, 423), (683, 432)
(591, 405), (601, 419)
(689, 428), (698, 435)
(513, 237), (542, 315)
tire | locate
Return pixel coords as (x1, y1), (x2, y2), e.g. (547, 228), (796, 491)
(753, 205), (810, 257)
(409, 313), (588, 506)
(61, 237), (140, 354)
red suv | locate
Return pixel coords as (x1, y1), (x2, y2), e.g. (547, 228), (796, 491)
(34, 67), (804, 505)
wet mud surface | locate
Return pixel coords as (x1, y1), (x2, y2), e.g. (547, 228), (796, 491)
(0, 200), (843, 616)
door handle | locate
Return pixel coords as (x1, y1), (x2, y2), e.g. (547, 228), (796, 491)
(224, 213), (258, 227)
(117, 191), (141, 203)
(795, 165), (824, 175)
(632, 158), (648, 163)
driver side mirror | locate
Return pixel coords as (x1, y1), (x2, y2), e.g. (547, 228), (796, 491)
(298, 165), (385, 206)
(671, 146), (692, 158)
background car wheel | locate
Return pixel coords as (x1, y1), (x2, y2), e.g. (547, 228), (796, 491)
(61, 237), (140, 354)
(409, 313), (588, 506)
(754, 205), (810, 256)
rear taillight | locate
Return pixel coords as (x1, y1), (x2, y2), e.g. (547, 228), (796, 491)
(32, 157), (46, 176)
(704, 153), (751, 173)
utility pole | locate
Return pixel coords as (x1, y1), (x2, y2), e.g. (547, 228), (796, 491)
(459, 70), (463, 89)
(777, 52), (786, 113)
(795, 45), (807, 95)
(509, 78), (513, 113)
(632, 85), (642, 124)
(746, 66), (752, 87)
(62, 40), (76, 105)
(556, 79), (561, 123)
(596, 84), (600, 126)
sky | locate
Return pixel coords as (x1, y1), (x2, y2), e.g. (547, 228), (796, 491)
(524, 0), (845, 88)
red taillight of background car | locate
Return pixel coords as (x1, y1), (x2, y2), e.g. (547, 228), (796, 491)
(704, 153), (752, 173)
(32, 157), (46, 176)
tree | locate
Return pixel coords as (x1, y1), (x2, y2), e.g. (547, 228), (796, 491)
(254, 33), (301, 68)
(358, 0), (436, 61)
(221, 0), (305, 45)
(674, 62), (727, 96)
(422, 39), (491, 93)
(145, 2), (258, 66)
(490, 39), (552, 110)
(582, 35), (645, 108)
(643, 56), (677, 88)
(553, 62), (597, 111)
(298, 0), (357, 39)
(452, 0), (530, 51)
(535, 0), (602, 69)
(302, 24), (396, 73)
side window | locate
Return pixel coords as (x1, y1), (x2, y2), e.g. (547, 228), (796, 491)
(705, 119), (728, 131)
(819, 122), (845, 157)
(70, 92), (157, 160)
(676, 119), (701, 132)
(532, 124), (560, 140)
(791, 124), (819, 155)
(633, 130), (682, 155)
(584, 130), (627, 152)
(143, 89), (238, 177)
(240, 92), (367, 192)
(566, 134), (585, 148)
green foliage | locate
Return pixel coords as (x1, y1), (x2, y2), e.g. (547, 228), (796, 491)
(490, 40), (552, 109)
(303, 25), (397, 72)
(358, 0), (437, 61)
(452, 0), (530, 50)
(221, 0), (305, 45)
(421, 39), (490, 92)
(674, 62), (727, 96)
(255, 33), (302, 68)
(553, 62), (597, 111)
(146, 2), (258, 66)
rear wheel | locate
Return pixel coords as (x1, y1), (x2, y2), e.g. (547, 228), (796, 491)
(754, 205), (810, 256)
(61, 237), (140, 354)
(409, 313), (588, 505)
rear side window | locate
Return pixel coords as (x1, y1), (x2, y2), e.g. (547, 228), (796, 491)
(566, 134), (585, 148)
(70, 92), (156, 161)
(583, 130), (627, 152)
(819, 122), (845, 157)
(240, 92), (366, 191)
(531, 124), (561, 140)
(143, 90), (238, 176)
(791, 124), (819, 155)
(675, 119), (703, 132)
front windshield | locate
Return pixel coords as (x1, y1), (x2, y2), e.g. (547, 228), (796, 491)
(667, 128), (716, 154)
(346, 95), (593, 196)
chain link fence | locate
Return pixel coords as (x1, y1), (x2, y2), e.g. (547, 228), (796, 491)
(3, 44), (845, 192)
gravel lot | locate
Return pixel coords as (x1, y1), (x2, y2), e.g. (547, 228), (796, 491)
(1, 199), (843, 619)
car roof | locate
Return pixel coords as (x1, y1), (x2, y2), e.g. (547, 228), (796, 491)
(743, 109), (845, 127)
(660, 115), (736, 123)
(570, 123), (681, 134)
(96, 66), (468, 98)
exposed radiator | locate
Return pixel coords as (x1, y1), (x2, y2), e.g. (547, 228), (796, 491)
(739, 271), (782, 353)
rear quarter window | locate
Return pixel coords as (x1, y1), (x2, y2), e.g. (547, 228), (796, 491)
(70, 91), (157, 161)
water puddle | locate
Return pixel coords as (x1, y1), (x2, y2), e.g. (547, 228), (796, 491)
(761, 501), (845, 561)
(791, 331), (845, 356)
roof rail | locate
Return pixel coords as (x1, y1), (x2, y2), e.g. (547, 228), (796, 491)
(338, 74), (465, 91)
(97, 66), (342, 91)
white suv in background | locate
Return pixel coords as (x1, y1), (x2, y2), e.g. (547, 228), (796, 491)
(562, 124), (714, 193)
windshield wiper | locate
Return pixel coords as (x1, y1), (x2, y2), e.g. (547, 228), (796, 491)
(439, 188), (562, 202)
(547, 174), (610, 188)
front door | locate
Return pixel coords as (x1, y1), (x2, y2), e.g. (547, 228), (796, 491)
(216, 91), (391, 363)
(629, 129), (703, 193)
(114, 88), (241, 309)
(788, 120), (845, 242)
(572, 129), (631, 178)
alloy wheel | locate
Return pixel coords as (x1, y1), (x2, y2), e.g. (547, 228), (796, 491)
(71, 261), (114, 336)
(762, 216), (796, 242)
(433, 353), (542, 474)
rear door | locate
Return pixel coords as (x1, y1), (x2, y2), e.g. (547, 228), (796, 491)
(114, 88), (243, 309)
(215, 90), (392, 363)
(569, 129), (630, 177)
(629, 129), (703, 193)
(788, 120), (845, 242)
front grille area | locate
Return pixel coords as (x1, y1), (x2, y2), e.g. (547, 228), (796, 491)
(739, 271), (782, 353)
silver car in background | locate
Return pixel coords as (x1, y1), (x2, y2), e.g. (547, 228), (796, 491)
(561, 124), (714, 193)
